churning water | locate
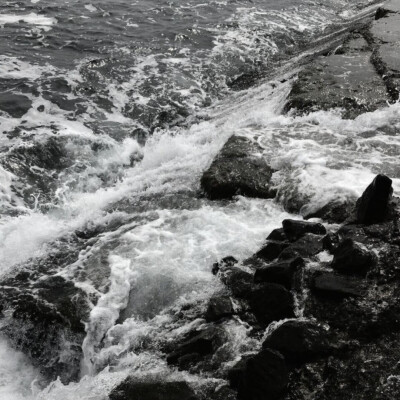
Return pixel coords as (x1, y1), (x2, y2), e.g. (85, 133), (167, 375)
(1, 0), (400, 399)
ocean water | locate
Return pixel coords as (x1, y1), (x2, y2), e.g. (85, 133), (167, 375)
(1, 0), (400, 399)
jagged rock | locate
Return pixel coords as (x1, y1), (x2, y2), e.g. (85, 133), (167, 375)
(312, 271), (364, 299)
(356, 174), (393, 224)
(228, 348), (288, 400)
(262, 320), (331, 362)
(248, 283), (295, 326)
(166, 327), (224, 367)
(284, 37), (389, 118)
(205, 295), (234, 322)
(109, 380), (198, 400)
(254, 257), (304, 289)
(282, 219), (326, 242)
(304, 200), (355, 224)
(201, 136), (276, 200)
(0, 92), (32, 118)
(331, 238), (376, 276)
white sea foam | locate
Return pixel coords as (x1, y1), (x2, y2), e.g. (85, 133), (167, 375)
(0, 13), (57, 30)
(0, 336), (41, 400)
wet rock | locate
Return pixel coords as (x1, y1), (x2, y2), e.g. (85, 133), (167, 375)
(279, 234), (324, 259)
(248, 283), (295, 326)
(0, 274), (89, 383)
(228, 348), (288, 400)
(205, 295), (234, 322)
(212, 256), (238, 275)
(109, 380), (199, 400)
(331, 238), (376, 276)
(262, 320), (331, 363)
(377, 0), (400, 16)
(356, 174), (393, 225)
(312, 271), (364, 299)
(282, 219), (326, 242)
(166, 327), (224, 368)
(0, 92), (32, 118)
(1, 137), (71, 207)
(284, 38), (389, 118)
(322, 232), (341, 253)
(201, 136), (276, 200)
(304, 200), (355, 224)
(255, 240), (289, 261)
(267, 228), (287, 241)
(370, 14), (400, 44)
(254, 257), (304, 289)
(219, 265), (253, 298)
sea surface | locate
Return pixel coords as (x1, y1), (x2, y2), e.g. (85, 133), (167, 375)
(1, 0), (400, 399)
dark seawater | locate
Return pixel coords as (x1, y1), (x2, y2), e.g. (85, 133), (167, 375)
(3, 0), (400, 399)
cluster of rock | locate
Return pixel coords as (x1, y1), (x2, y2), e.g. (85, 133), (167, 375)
(111, 170), (400, 400)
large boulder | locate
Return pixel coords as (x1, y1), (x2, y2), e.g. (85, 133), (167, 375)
(201, 136), (276, 200)
(109, 380), (198, 400)
(228, 348), (288, 400)
(262, 320), (331, 363)
(356, 174), (393, 224)
(331, 238), (376, 276)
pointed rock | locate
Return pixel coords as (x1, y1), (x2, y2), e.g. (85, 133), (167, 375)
(356, 174), (393, 224)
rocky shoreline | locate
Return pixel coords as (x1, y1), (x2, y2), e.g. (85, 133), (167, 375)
(1, 2), (400, 399)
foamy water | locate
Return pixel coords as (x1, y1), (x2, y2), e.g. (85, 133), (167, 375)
(1, 0), (396, 398)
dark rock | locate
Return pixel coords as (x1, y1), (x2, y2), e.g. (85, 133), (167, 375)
(279, 233), (324, 259)
(356, 174), (393, 225)
(219, 266), (253, 298)
(262, 320), (331, 362)
(228, 348), (288, 400)
(109, 380), (198, 400)
(322, 232), (341, 253)
(166, 327), (223, 367)
(331, 238), (376, 276)
(212, 256), (238, 275)
(0, 92), (32, 118)
(282, 219), (326, 242)
(212, 385), (238, 400)
(267, 228), (287, 241)
(248, 283), (295, 326)
(201, 136), (276, 200)
(284, 42), (389, 118)
(312, 271), (364, 299)
(254, 257), (304, 289)
(304, 200), (355, 224)
(255, 240), (289, 261)
(205, 295), (234, 322)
